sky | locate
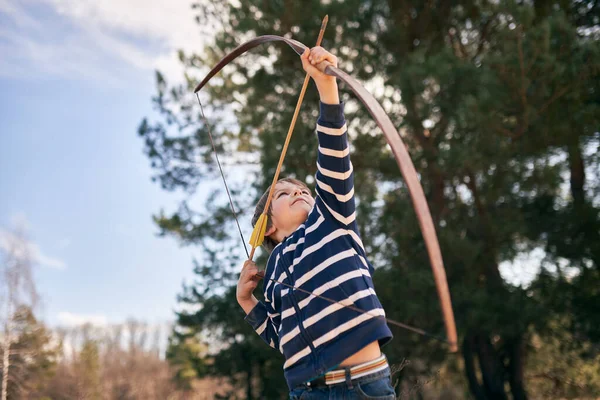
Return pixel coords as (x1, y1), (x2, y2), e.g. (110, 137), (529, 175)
(0, 0), (213, 328)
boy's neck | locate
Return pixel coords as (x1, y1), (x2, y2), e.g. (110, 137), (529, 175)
(272, 225), (300, 243)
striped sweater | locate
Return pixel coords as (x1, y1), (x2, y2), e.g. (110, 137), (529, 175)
(245, 102), (393, 389)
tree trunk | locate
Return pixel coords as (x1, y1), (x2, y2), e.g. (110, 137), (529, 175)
(463, 335), (487, 400)
(568, 140), (585, 207)
(1, 320), (10, 400)
(258, 359), (266, 399)
(1, 294), (12, 400)
(246, 361), (253, 400)
(475, 334), (507, 400)
(507, 336), (528, 400)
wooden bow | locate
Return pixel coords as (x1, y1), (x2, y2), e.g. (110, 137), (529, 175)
(194, 35), (458, 352)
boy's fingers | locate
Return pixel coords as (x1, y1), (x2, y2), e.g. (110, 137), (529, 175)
(244, 267), (258, 278)
(311, 49), (324, 64)
(308, 47), (337, 67)
(241, 262), (256, 278)
(302, 59), (320, 76)
(252, 270), (265, 282)
(240, 260), (264, 283)
(300, 47), (332, 79)
(301, 50), (313, 65)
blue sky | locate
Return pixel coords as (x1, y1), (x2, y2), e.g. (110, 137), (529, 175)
(0, 0), (210, 327)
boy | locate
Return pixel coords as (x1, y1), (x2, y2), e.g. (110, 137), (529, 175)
(237, 46), (396, 399)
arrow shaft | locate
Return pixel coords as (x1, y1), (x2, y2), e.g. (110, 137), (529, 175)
(249, 15), (329, 261)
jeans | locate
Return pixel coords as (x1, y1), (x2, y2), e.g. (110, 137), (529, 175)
(289, 366), (396, 399)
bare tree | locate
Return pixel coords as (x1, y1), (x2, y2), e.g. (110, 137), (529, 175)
(0, 225), (39, 400)
(44, 321), (180, 399)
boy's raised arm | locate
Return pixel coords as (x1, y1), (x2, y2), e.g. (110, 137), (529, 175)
(302, 47), (356, 228)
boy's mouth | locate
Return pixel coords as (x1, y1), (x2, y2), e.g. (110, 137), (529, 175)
(292, 198), (309, 206)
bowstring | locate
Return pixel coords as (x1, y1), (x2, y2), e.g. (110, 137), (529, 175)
(197, 93), (249, 259)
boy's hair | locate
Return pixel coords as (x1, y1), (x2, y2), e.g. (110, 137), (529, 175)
(252, 177), (310, 253)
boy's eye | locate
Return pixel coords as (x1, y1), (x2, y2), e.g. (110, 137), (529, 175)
(277, 191), (287, 198)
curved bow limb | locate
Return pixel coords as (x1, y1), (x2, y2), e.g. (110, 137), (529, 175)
(194, 36), (306, 93)
(322, 64), (458, 353)
(194, 35), (458, 352)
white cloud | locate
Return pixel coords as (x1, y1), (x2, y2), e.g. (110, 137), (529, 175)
(47, 0), (201, 50)
(57, 311), (108, 327)
(0, 0), (40, 30)
(0, 215), (67, 270)
(0, 0), (207, 84)
(0, 229), (67, 270)
(34, 248), (67, 270)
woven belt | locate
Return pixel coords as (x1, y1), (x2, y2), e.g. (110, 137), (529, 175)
(307, 354), (388, 387)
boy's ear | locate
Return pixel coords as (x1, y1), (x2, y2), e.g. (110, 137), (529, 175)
(265, 225), (276, 237)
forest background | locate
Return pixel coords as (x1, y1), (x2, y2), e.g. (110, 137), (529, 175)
(1, 0), (599, 399)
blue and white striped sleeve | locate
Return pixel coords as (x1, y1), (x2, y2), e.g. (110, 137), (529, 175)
(315, 101), (356, 227)
(244, 300), (281, 350)
(243, 255), (281, 350)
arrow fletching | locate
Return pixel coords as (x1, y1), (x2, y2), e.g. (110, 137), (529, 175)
(249, 213), (268, 248)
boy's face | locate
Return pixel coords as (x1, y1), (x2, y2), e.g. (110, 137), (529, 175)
(268, 181), (315, 236)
